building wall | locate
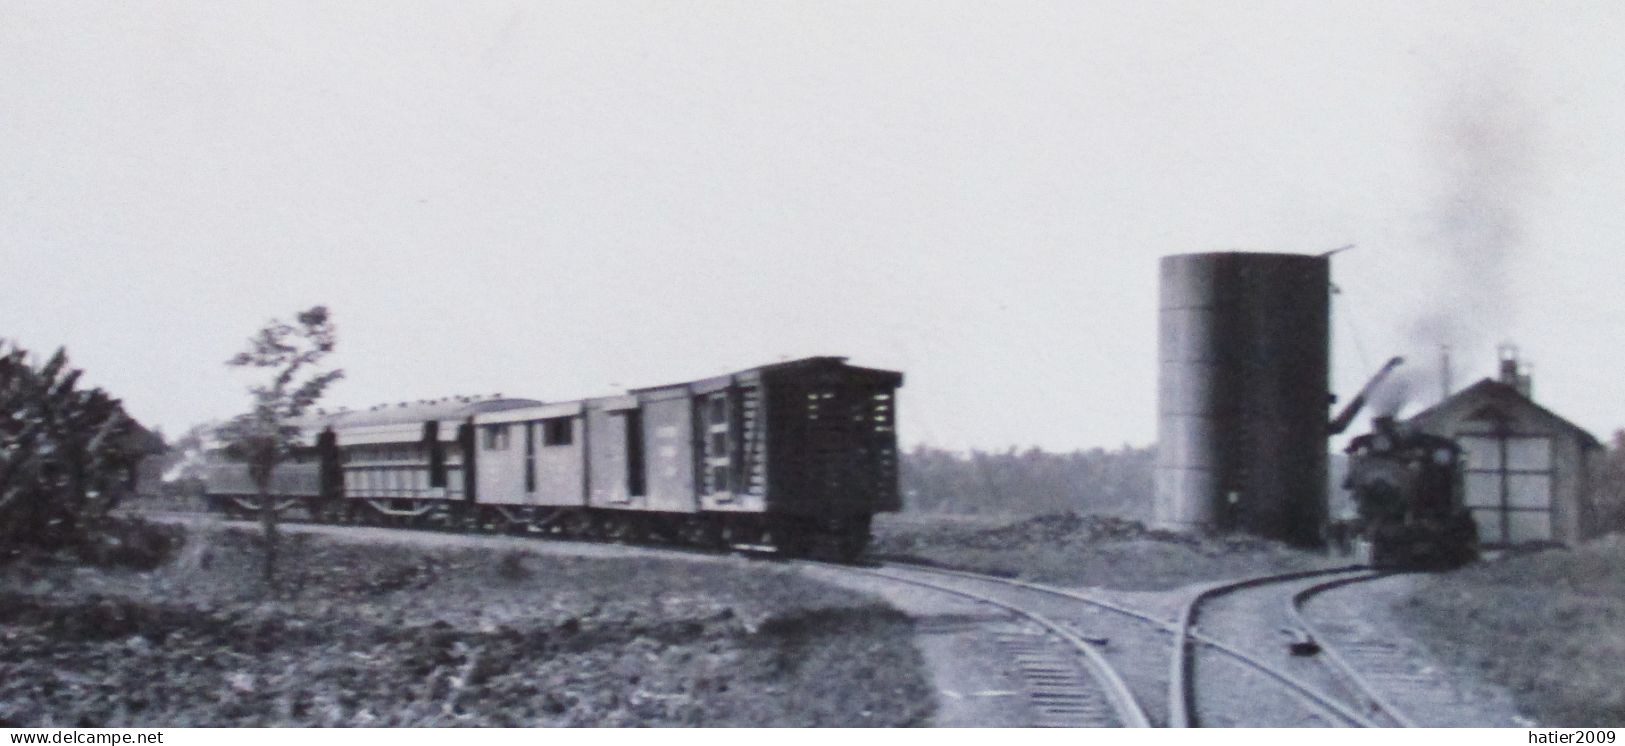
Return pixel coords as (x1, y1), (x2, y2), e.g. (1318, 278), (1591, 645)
(1410, 389), (1592, 545)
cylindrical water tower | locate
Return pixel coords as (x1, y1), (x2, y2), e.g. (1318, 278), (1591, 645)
(1155, 252), (1330, 547)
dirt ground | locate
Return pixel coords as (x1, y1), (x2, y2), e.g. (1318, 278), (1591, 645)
(871, 512), (1339, 590)
(0, 521), (933, 727)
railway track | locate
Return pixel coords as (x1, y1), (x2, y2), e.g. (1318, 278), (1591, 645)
(1288, 573), (1423, 727)
(888, 562), (1413, 728)
(854, 564), (1152, 728)
(1170, 568), (1385, 727)
(139, 509), (1421, 727)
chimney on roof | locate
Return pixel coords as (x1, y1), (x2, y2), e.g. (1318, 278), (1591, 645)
(1439, 344), (1453, 404)
(1498, 343), (1533, 399)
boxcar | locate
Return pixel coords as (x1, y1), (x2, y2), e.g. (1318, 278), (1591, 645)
(200, 357), (902, 559)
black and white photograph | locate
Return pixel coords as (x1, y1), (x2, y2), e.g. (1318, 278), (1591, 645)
(2, 1), (1623, 731)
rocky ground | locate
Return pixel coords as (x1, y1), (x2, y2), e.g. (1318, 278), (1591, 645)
(871, 512), (1338, 590)
(0, 520), (933, 727)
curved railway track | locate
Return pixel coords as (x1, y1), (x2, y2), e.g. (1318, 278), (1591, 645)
(1288, 572), (1421, 728)
(1169, 568), (1387, 727)
(853, 564), (1152, 728)
(138, 509), (1419, 727)
(886, 562), (1412, 728)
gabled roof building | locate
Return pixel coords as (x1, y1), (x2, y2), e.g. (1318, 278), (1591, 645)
(1406, 346), (1602, 546)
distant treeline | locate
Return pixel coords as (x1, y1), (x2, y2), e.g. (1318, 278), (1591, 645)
(1593, 431), (1625, 536)
(900, 445), (1359, 522)
(899, 435), (1625, 537)
(899, 445), (1155, 519)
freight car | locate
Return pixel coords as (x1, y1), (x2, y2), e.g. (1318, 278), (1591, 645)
(1342, 415), (1478, 569)
(199, 357), (903, 560)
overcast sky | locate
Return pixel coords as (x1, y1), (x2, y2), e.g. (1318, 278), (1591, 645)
(4, 2), (1623, 451)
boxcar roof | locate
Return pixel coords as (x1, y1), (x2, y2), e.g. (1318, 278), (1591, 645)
(629, 356), (903, 393)
(328, 397), (542, 430)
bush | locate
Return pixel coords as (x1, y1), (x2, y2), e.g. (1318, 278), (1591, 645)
(0, 340), (155, 555)
(901, 444), (1153, 518)
(73, 517), (185, 570)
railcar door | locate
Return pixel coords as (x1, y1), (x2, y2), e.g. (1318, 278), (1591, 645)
(698, 391), (735, 503)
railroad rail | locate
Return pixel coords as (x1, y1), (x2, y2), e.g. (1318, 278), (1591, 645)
(855, 564), (1152, 728)
(1168, 567), (1383, 727)
(889, 562), (1411, 728)
(1289, 573), (1421, 728)
(139, 509), (1415, 727)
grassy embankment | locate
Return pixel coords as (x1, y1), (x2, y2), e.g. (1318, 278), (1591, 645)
(1396, 538), (1625, 726)
(0, 521), (932, 727)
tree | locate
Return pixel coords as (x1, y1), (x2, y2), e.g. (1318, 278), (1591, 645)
(898, 443), (1155, 519)
(0, 340), (147, 552)
(1591, 430), (1625, 537)
(220, 306), (343, 587)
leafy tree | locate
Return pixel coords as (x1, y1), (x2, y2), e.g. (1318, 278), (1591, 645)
(1591, 430), (1625, 537)
(221, 306), (343, 586)
(0, 340), (148, 552)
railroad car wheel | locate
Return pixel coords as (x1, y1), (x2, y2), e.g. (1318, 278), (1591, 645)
(560, 511), (597, 540)
(603, 514), (638, 543)
(679, 518), (722, 548)
(773, 529), (812, 558)
(452, 505), (479, 532)
(644, 518), (679, 544)
(833, 529), (869, 563)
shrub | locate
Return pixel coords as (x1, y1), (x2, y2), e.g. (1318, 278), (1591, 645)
(0, 340), (155, 557)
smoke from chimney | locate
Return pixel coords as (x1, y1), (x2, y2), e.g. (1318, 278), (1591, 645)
(1404, 57), (1542, 391)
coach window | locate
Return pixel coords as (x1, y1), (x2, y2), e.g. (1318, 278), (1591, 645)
(543, 417), (573, 446)
(483, 424), (510, 451)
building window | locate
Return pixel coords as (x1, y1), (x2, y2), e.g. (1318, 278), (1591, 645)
(483, 424), (510, 451)
(543, 417), (573, 446)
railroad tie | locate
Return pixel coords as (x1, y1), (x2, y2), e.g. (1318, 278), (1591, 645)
(996, 632), (1119, 727)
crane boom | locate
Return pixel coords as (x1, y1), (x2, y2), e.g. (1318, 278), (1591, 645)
(1329, 356), (1405, 435)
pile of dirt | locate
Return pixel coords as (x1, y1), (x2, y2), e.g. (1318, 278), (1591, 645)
(871, 511), (1333, 590)
(875, 511), (1283, 555)
(0, 530), (933, 727)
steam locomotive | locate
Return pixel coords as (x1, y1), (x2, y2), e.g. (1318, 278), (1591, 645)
(1342, 415), (1478, 568)
(1327, 356), (1476, 569)
(198, 357), (902, 561)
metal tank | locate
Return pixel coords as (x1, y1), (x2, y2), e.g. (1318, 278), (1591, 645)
(1155, 252), (1330, 547)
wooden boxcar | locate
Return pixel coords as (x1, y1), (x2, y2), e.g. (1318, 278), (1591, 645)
(200, 357), (902, 559)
